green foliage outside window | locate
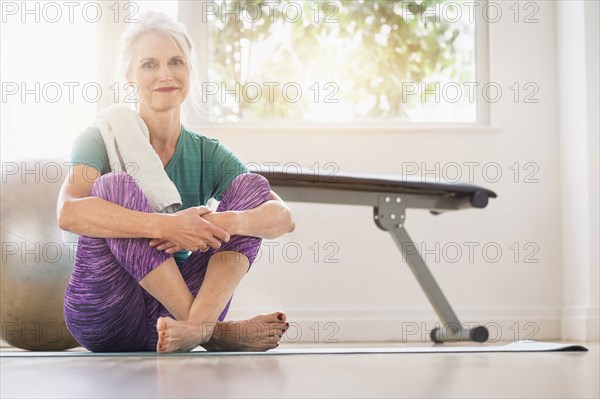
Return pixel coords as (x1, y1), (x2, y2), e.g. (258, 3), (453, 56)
(208, 0), (475, 122)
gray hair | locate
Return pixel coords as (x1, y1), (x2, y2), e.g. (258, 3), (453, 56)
(115, 11), (204, 117)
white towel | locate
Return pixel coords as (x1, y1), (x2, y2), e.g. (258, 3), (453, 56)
(95, 105), (182, 214)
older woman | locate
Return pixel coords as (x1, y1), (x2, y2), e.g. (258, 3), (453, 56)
(57, 12), (295, 353)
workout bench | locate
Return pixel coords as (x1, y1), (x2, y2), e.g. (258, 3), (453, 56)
(250, 166), (497, 343)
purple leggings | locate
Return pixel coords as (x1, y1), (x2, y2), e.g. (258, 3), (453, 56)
(64, 172), (271, 352)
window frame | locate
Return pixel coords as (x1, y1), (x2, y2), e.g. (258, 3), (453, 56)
(101, 0), (494, 132)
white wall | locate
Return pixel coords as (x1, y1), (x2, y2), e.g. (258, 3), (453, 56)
(193, 1), (597, 343)
(585, 0), (600, 342)
(556, 0), (599, 342)
(75, 1), (595, 343)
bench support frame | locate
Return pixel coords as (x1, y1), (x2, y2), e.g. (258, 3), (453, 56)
(375, 194), (488, 343)
(266, 186), (490, 343)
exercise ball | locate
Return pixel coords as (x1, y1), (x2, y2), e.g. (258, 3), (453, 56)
(1, 159), (80, 350)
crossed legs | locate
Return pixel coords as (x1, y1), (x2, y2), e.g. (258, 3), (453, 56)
(142, 251), (288, 353)
(64, 172), (288, 353)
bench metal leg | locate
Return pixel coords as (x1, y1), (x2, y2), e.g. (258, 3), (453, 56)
(374, 195), (489, 343)
(391, 226), (489, 343)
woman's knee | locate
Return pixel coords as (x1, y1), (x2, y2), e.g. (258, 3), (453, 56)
(229, 173), (271, 196)
(218, 173), (271, 212)
(216, 236), (262, 267)
(91, 171), (152, 212)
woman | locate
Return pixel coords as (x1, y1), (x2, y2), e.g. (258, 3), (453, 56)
(57, 12), (295, 353)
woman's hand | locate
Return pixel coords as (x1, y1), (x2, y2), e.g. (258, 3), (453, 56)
(149, 206), (231, 253)
(148, 240), (185, 254)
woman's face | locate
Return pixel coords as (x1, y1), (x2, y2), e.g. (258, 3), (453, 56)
(127, 32), (190, 114)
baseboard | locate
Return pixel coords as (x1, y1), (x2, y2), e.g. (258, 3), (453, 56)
(562, 305), (599, 342)
(586, 305), (599, 341)
(225, 306), (562, 343)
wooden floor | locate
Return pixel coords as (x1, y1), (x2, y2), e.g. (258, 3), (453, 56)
(1, 341), (598, 398)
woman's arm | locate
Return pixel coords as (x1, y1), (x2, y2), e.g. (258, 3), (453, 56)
(237, 190), (295, 239)
(57, 165), (162, 238)
(57, 165), (229, 251)
(150, 190), (294, 253)
(204, 190), (295, 240)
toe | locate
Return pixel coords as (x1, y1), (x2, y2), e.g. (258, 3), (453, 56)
(274, 322), (289, 336)
(275, 311), (286, 322)
(274, 334), (283, 343)
(156, 316), (173, 333)
(267, 322), (287, 334)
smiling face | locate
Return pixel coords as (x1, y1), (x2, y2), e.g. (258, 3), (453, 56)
(127, 31), (190, 114)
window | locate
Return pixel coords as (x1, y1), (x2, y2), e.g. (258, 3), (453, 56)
(180, 0), (487, 125)
(1, 4), (97, 161)
(0, 1), (181, 162)
(0, 0), (490, 163)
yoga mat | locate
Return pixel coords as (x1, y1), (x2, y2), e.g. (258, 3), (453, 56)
(0, 341), (588, 357)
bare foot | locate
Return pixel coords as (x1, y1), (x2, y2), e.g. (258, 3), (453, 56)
(156, 316), (211, 354)
(202, 311), (289, 352)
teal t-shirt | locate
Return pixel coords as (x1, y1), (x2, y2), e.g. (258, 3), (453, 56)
(69, 125), (248, 266)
